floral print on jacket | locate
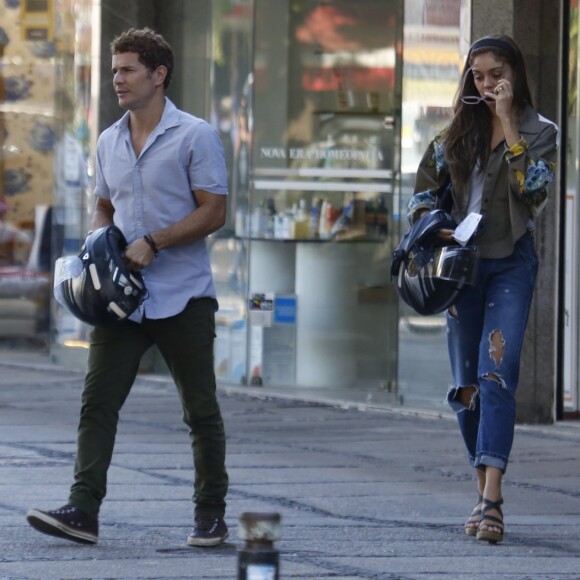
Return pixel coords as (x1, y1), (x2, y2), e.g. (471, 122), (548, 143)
(407, 133), (449, 222)
(507, 137), (555, 207)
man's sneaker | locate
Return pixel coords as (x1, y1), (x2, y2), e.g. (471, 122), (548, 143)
(187, 516), (228, 547)
(26, 504), (98, 544)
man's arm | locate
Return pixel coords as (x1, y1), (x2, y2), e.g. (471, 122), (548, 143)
(154, 189), (227, 249)
(123, 190), (226, 271)
(91, 197), (115, 230)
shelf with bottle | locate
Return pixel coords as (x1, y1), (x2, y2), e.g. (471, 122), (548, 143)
(236, 192), (390, 242)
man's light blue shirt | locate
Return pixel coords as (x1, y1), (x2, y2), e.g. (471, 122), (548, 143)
(94, 98), (228, 322)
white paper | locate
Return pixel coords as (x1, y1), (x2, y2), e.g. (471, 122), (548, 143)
(452, 212), (482, 246)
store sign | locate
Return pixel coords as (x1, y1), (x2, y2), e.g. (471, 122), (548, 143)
(259, 146), (383, 163)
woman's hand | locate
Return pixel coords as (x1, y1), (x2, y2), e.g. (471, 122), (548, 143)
(486, 79), (520, 146)
(415, 209), (455, 240)
(486, 78), (513, 117)
(437, 228), (455, 242)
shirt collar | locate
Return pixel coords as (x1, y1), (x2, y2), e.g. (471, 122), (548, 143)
(113, 97), (181, 133)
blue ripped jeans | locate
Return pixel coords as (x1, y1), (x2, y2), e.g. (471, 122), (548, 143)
(446, 232), (538, 473)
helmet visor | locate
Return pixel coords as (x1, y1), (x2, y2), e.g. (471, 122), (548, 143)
(402, 245), (478, 302)
(432, 246), (479, 285)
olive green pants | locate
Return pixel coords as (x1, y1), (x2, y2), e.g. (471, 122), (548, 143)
(68, 298), (228, 518)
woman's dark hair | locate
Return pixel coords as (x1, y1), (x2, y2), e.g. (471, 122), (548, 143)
(444, 35), (532, 190)
(110, 28), (174, 89)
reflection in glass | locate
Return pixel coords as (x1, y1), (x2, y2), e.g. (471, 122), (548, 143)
(209, 0), (253, 385)
(51, 0), (94, 349)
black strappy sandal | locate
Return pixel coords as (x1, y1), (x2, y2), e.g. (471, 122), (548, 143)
(464, 494), (483, 537)
(476, 497), (504, 544)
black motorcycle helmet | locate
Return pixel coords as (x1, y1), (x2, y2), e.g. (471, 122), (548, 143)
(391, 210), (478, 315)
(54, 226), (147, 326)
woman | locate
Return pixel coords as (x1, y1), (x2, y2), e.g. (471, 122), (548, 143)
(407, 35), (558, 543)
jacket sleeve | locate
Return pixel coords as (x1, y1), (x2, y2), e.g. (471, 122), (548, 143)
(505, 121), (559, 212)
(407, 133), (451, 224)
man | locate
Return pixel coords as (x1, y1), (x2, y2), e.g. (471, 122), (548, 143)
(26, 28), (229, 547)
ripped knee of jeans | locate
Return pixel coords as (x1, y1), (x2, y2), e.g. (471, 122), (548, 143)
(446, 384), (479, 412)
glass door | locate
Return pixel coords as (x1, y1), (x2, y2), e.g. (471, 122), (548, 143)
(247, 0), (403, 392)
(563, 0), (580, 415)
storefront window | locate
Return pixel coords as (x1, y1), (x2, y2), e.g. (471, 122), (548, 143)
(397, 0), (465, 408)
(208, 0), (253, 384)
(237, 0), (402, 390)
(563, 0), (580, 413)
(0, 0), (92, 349)
(51, 0), (94, 351)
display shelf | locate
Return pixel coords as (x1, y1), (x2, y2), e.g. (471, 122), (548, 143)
(246, 238), (393, 388)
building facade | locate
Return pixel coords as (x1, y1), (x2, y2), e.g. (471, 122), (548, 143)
(0, 0), (575, 422)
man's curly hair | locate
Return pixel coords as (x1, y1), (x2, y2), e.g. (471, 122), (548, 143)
(110, 28), (174, 89)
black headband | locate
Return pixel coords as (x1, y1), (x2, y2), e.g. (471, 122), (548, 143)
(470, 38), (517, 59)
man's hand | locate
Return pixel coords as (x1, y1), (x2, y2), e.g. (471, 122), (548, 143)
(124, 237), (156, 271)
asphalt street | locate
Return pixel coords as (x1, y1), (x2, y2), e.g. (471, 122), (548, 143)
(1, 351), (580, 579)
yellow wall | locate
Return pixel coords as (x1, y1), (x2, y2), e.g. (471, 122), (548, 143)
(0, 2), (56, 227)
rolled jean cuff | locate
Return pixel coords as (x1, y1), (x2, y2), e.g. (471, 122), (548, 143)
(474, 453), (507, 473)
(465, 456), (486, 471)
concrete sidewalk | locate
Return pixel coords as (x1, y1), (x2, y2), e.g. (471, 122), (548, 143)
(1, 352), (580, 579)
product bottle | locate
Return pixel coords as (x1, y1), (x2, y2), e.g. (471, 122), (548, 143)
(274, 214), (284, 239)
(282, 210), (294, 240)
(293, 199), (310, 239)
(251, 200), (266, 238)
(319, 201), (336, 240)
(310, 197), (322, 238)
(318, 200), (330, 239)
